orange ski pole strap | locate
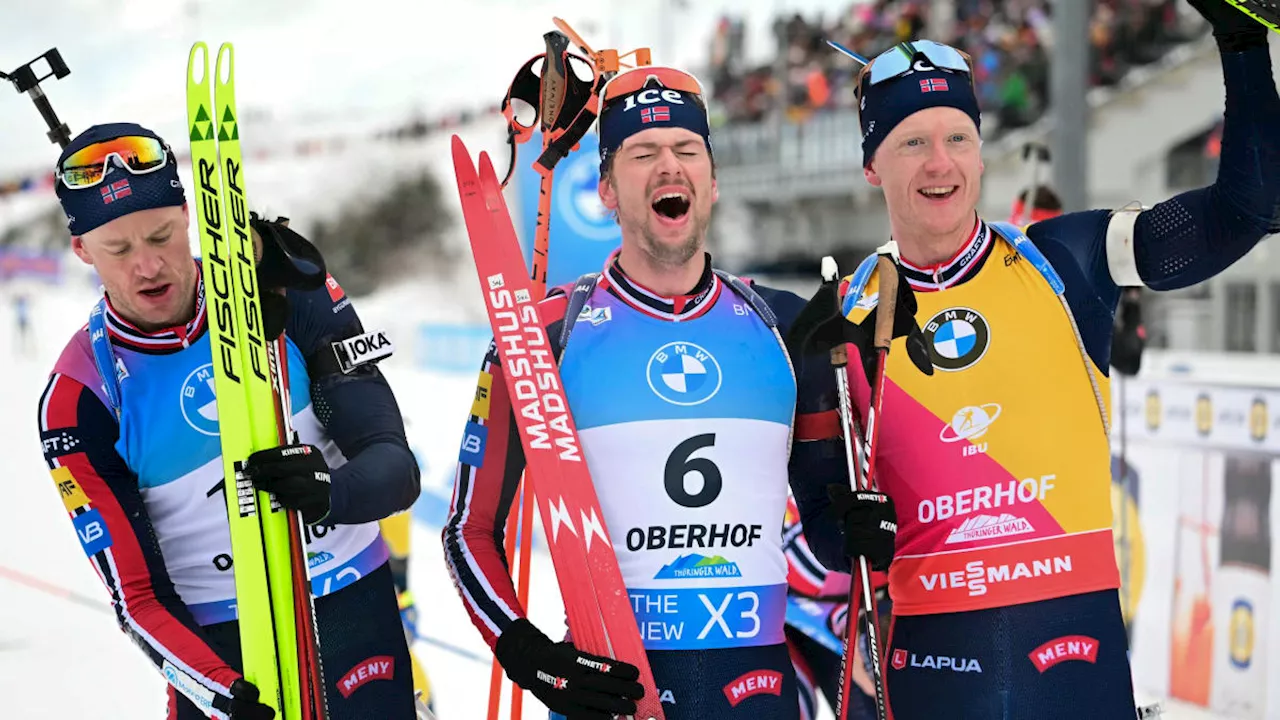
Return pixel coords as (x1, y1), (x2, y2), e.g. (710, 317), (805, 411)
(553, 16), (653, 76)
(498, 31), (600, 186)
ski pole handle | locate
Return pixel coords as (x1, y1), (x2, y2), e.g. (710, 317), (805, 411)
(819, 257), (850, 369)
(873, 254), (898, 351)
(540, 31), (571, 136)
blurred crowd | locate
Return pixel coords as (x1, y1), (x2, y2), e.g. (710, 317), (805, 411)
(0, 100), (501, 201)
(705, 0), (1207, 133)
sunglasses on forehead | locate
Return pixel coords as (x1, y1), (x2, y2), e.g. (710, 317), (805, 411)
(56, 135), (172, 190)
(599, 65), (707, 105)
(595, 64), (711, 140)
(829, 39), (975, 105)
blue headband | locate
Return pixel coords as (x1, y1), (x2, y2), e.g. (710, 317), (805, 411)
(55, 122), (186, 236)
(597, 87), (712, 174)
(858, 66), (981, 167)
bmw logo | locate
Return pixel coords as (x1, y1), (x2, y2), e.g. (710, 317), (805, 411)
(646, 341), (722, 406)
(556, 149), (619, 242)
(180, 363), (220, 436)
(923, 307), (990, 371)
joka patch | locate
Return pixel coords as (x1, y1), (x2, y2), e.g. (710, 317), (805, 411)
(923, 307), (990, 371)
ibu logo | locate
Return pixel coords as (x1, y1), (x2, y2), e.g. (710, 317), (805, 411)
(180, 363), (219, 436)
(556, 149), (618, 242)
(646, 341), (722, 406)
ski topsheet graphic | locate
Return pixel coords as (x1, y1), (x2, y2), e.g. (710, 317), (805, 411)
(451, 135), (665, 720)
(186, 42), (323, 720)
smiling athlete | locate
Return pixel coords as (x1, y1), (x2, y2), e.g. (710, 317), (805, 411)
(788, 2), (1280, 717)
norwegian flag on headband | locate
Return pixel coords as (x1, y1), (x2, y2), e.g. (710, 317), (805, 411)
(640, 106), (670, 124)
(920, 78), (949, 93)
(100, 179), (132, 204)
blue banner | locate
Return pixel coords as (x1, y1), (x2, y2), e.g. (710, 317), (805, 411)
(0, 247), (62, 283)
(515, 130), (622, 291)
(416, 323), (492, 374)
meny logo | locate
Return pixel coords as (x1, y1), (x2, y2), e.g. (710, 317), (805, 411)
(1028, 635), (1099, 673)
(722, 670), (783, 707)
(337, 655), (395, 698)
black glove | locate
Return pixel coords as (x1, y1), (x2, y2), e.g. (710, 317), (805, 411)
(250, 213), (328, 292)
(227, 678), (275, 719)
(250, 213), (328, 340)
(844, 267), (933, 387)
(242, 443), (332, 525)
(494, 618), (644, 720)
(1111, 288), (1146, 377)
(827, 484), (898, 572)
(1188, 0), (1268, 52)
(785, 258), (933, 387)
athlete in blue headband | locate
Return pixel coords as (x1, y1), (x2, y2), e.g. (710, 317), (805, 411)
(787, 1), (1280, 718)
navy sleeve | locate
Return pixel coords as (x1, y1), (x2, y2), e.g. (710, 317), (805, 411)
(1131, 44), (1280, 290)
(754, 283), (853, 572)
(1026, 44), (1280, 371)
(283, 278), (420, 525)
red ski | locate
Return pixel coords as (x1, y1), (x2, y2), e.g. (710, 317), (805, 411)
(451, 135), (665, 720)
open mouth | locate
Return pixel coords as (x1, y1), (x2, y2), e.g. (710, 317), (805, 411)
(918, 186), (958, 201)
(139, 284), (171, 300)
(651, 190), (692, 224)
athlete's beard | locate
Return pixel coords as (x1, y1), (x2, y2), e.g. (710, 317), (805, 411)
(626, 200), (710, 269)
(638, 221), (704, 267)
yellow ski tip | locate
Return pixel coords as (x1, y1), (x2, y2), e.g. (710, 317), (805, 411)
(215, 43), (235, 87)
(187, 43), (209, 84)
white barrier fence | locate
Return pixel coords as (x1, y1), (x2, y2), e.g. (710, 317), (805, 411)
(1116, 352), (1280, 719)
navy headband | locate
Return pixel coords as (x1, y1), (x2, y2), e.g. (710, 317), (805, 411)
(597, 85), (712, 174)
(55, 122), (186, 236)
(858, 60), (981, 167)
